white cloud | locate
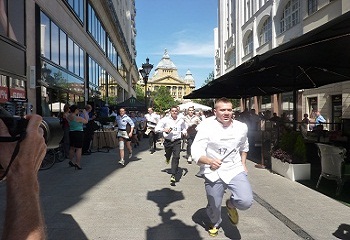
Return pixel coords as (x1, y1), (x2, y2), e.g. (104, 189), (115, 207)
(171, 40), (214, 58)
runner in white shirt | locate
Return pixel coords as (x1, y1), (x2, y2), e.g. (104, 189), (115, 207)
(155, 106), (187, 185)
(183, 106), (201, 163)
(191, 98), (253, 237)
(144, 107), (160, 153)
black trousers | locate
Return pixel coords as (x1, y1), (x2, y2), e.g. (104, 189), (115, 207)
(186, 133), (197, 157)
(164, 139), (181, 175)
(149, 131), (158, 149)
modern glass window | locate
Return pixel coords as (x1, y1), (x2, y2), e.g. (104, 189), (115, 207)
(0, 0), (25, 44)
(7, 0), (25, 44)
(51, 22), (59, 64)
(40, 11), (84, 78)
(308, 0), (318, 15)
(107, 36), (118, 67)
(60, 30), (67, 68)
(259, 17), (272, 46)
(88, 56), (106, 88)
(41, 12), (51, 59)
(280, 0), (300, 33)
(244, 32), (253, 55)
(65, 0), (84, 22)
(87, 3), (106, 52)
(67, 37), (74, 73)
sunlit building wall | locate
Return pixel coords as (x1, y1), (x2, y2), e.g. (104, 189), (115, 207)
(215, 0), (350, 126)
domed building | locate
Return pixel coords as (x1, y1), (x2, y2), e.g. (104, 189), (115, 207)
(139, 49), (196, 102)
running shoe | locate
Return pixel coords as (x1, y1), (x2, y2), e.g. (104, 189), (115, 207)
(165, 158), (170, 164)
(226, 199), (239, 225)
(118, 159), (125, 166)
(187, 155), (192, 164)
(129, 152), (133, 158)
(170, 175), (176, 183)
(208, 226), (218, 237)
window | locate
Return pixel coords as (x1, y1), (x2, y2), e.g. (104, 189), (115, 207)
(51, 22), (59, 64)
(244, 32), (253, 55)
(308, 0), (318, 15)
(87, 3), (106, 52)
(280, 0), (300, 33)
(225, 49), (236, 68)
(259, 17), (272, 46)
(60, 30), (67, 68)
(0, 0), (25, 44)
(40, 11), (84, 77)
(65, 0), (84, 22)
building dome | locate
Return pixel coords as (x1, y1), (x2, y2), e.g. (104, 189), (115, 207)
(184, 69), (195, 88)
(155, 49), (177, 70)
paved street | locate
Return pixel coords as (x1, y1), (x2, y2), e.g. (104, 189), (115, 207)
(0, 138), (349, 240)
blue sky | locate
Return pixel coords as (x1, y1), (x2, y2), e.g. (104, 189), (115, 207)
(135, 0), (218, 89)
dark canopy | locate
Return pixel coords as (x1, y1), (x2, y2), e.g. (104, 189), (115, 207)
(185, 11), (350, 99)
(115, 96), (146, 111)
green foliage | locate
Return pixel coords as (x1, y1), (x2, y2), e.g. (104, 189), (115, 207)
(202, 71), (214, 87)
(293, 134), (307, 162)
(150, 86), (177, 113)
(106, 96), (117, 106)
(135, 85), (145, 103)
(276, 130), (307, 163)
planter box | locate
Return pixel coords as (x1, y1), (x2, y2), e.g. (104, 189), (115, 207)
(271, 157), (311, 181)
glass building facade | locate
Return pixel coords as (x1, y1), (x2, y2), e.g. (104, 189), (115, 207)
(0, 0), (138, 117)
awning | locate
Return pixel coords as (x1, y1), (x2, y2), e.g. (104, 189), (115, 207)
(115, 96), (146, 111)
(185, 11), (350, 99)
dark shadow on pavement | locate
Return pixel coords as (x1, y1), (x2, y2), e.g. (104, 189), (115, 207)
(333, 224), (350, 240)
(45, 213), (88, 240)
(147, 188), (202, 240)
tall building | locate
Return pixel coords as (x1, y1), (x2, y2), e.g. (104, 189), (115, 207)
(0, 0), (138, 117)
(215, 0), (350, 127)
(139, 49), (195, 103)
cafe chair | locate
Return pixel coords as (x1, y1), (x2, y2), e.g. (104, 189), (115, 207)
(316, 143), (350, 196)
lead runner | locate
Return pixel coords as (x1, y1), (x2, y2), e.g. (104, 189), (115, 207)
(191, 97), (253, 237)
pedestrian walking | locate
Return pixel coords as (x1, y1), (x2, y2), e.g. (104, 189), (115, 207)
(191, 97), (253, 237)
(115, 107), (134, 166)
(155, 106), (187, 185)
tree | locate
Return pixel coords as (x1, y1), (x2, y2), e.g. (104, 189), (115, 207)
(202, 71), (214, 87)
(150, 86), (178, 113)
(135, 84), (145, 103)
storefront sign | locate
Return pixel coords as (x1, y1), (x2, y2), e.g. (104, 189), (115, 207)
(0, 86), (8, 103)
(10, 88), (26, 99)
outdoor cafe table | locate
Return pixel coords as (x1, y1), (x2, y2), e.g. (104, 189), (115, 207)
(92, 129), (118, 149)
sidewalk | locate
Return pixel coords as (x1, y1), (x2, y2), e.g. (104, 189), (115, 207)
(0, 138), (349, 239)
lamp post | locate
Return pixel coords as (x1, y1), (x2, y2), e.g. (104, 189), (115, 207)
(139, 57), (153, 109)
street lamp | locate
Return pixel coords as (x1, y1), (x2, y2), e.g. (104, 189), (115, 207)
(139, 57), (153, 109)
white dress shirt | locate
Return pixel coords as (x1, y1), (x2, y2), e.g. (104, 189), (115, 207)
(145, 112), (160, 128)
(191, 117), (249, 183)
(155, 115), (187, 141)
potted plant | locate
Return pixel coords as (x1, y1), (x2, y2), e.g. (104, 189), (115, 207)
(270, 130), (311, 181)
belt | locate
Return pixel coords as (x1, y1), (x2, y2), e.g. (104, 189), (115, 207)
(165, 138), (181, 142)
(119, 129), (126, 131)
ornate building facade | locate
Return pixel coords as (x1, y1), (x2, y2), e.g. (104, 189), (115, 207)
(139, 50), (195, 102)
(215, 0), (350, 127)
